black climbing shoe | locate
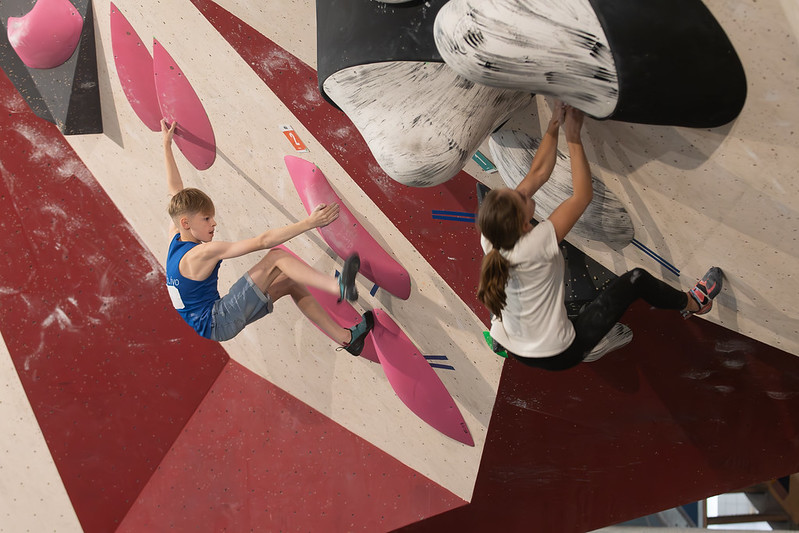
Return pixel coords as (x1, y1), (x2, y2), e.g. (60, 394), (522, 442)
(340, 311), (374, 356)
(338, 253), (360, 303)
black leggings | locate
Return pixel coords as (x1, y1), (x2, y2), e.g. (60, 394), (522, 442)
(508, 268), (688, 371)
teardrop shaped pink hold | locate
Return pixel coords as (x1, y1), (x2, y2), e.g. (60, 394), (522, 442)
(7, 0), (83, 69)
(109, 3), (161, 131)
(153, 39), (216, 171)
(284, 156), (412, 300)
(371, 309), (474, 446)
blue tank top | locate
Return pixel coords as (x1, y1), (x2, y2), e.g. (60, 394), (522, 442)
(165, 233), (221, 338)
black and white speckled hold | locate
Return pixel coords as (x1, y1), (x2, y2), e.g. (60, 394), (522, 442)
(489, 129), (634, 246)
(323, 61), (532, 187)
(434, 0), (618, 119)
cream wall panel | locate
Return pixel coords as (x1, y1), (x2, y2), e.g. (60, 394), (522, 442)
(0, 335), (83, 533)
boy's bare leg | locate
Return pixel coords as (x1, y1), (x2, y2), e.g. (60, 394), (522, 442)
(267, 274), (351, 345)
(249, 248), (339, 297)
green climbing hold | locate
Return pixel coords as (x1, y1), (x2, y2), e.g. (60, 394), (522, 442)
(483, 331), (508, 358)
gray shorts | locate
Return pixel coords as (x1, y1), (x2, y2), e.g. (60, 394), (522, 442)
(210, 272), (273, 341)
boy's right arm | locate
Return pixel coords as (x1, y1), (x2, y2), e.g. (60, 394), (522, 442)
(163, 120), (182, 235)
(163, 120), (183, 196)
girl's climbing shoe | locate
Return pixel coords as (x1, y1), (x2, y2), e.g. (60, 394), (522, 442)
(682, 267), (723, 318)
(338, 253), (360, 302)
(583, 323), (633, 362)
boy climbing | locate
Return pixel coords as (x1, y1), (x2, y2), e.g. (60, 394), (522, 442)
(162, 119), (374, 354)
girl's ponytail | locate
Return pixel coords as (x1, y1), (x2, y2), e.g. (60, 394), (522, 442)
(478, 249), (510, 318)
(476, 188), (527, 319)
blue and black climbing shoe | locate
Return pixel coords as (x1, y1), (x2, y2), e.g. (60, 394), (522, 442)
(338, 253), (360, 303)
(682, 266), (723, 318)
(340, 311), (374, 356)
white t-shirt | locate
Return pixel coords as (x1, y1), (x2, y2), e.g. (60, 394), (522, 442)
(481, 219), (575, 357)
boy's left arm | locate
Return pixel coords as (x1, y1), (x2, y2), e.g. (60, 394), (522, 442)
(195, 204), (340, 262)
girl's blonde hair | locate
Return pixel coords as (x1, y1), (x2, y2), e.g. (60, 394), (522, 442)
(168, 188), (215, 219)
(476, 189), (527, 319)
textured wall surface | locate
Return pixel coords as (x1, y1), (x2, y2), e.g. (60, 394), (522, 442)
(0, 0), (798, 532)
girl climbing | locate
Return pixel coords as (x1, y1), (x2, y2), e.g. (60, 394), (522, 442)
(477, 103), (722, 371)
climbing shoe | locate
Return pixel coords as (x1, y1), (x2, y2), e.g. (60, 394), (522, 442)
(682, 266), (723, 318)
(338, 253), (360, 303)
(339, 311), (375, 356)
(583, 323), (633, 362)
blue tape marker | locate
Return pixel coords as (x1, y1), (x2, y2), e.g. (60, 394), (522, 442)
(370, 284), (379, 296)
(433, 215), (476, 223)
(631, 239), (680, 277)
(433, 209), (476, 218)
(428, 363), (455, 371)
(424, 355), (448, 361)
(432, 209), (477, 223)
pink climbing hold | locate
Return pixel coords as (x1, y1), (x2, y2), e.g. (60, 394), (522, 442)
(284, 156), (411, 300)
(7, 0), (83, 69)
(152, 39), (216, 170)
(109, 3), (161, 131)
(371, 309), (474, 446)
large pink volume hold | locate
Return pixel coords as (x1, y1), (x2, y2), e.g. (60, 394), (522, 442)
(7, 0), (83, 69)
(371, 309), (473, 446)
(284, 156), (411, 300)
(152, 39), (216, 170)
(109, 4), (161, 131)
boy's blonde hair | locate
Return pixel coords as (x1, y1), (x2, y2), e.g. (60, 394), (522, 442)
(168, 188), (215, 220)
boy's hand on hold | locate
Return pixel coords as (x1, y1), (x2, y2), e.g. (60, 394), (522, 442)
(162, 119), (177, 146)
(564, 106), (585, 143)
(309, 203), (340, 228)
